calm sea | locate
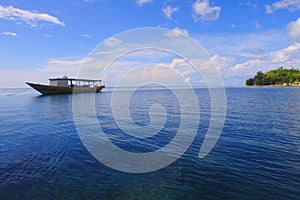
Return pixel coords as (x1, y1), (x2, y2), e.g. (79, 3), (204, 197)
(0, 87), (299, 199)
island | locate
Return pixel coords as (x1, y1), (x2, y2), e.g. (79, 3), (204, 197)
(245, 67), (300, 86)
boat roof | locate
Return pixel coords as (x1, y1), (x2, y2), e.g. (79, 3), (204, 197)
(49, 78), (101, 82)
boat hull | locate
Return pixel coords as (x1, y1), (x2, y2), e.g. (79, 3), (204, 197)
(26, 82), (105, 95)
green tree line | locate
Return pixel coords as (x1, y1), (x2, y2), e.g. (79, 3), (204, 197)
(246, 67), (300, 86)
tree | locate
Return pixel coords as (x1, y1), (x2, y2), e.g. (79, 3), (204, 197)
(245, 67), (300, 86)
(246, 78), (254, 86)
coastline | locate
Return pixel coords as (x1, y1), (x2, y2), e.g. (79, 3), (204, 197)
(246, 84), (300, 87)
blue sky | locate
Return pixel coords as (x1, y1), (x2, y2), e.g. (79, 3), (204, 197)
(1, 0), (300, 87)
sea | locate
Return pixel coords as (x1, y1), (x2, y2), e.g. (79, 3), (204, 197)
(0, 87), (299, 199)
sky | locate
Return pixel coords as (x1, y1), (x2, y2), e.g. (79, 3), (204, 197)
(1, 0), (300, 87)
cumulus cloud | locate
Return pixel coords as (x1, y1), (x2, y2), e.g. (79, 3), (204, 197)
(265, 0), (300, 14)
(210, 55), (231, 70)
(103, 37), (122, 47)
(232, 59), (261, 71)
(287, 17), (300, 42)
(162, 6), (179, 20)
(0, 5), (65, 27)
(136, 0), (153, 6)
(1, 31), (18, 37)
(205, 41), (300, 85)
(270, 43), (300, 63)
(169, 58), (187, 67)
(192, 0), (221, 22)
(232, 43), (300, 72)
(164, 27), (189, 37)
(265, 5), (273, 14)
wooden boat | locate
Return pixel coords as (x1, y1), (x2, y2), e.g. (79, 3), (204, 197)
(26, 76), (105, 95)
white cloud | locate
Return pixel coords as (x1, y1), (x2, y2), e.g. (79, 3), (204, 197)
(231, 43), (300, 73)
(84, 0), (98, 3)
(164, 27), (189, 37)
(287, 17), (300, 42)
(82, 34), (92, 38)
(0, 70), (51, 88)
(253, 20), (261, 28)
(265, 5), (273, 14)
(1, 62), (96, 87)
(270, 43), (300, 63)
(83, 0), (106, 3)
(0, 5), (65, 27)
(35, 57), (103, 80)
(35, 55), (144, 86)
(201, 35), (300, 85)
(1, 31), (17, 37)
(162, 6), (179, 20)
(166, 58), (202, 84)
(210, 55), (231, 71)
(195, 30), (287, 59)
(103, 37), (122, 47)
(37, 58), (84, 73)
(117, 61), (196, 86)
(184, 76), (191, 83)
(232, 59), (261, 71)
(265, 0), (300, 14)
(136, 0), (153, 6)
(43, 33), (53, 37)
(169, 58), (187, 67)
(239, 2), (258, 10)
(192, 0), (221, 22)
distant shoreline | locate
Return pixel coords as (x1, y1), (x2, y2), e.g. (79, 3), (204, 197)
(245, 67), (300, 86)
(247, 84), (300, 87)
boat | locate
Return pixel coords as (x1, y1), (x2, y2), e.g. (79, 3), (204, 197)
(26, 76), (105, 95)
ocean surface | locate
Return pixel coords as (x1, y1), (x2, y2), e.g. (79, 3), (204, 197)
(0, 87), (300, 199)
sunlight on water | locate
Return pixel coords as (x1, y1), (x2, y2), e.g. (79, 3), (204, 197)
(0, 87), (300, 199)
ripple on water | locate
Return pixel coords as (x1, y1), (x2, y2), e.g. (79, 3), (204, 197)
(0, 88), (300, 199)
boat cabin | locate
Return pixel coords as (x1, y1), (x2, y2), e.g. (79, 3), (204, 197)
(50, 78), (69, 87)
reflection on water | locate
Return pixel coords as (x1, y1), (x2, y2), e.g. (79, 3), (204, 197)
(0, 87), (299, 199)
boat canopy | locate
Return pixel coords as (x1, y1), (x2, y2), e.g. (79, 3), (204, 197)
(49, 77), (102, 87)
(49, 78), (102, 82)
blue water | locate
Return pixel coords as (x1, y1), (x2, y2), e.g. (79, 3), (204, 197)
(0, 87), (300, 199)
